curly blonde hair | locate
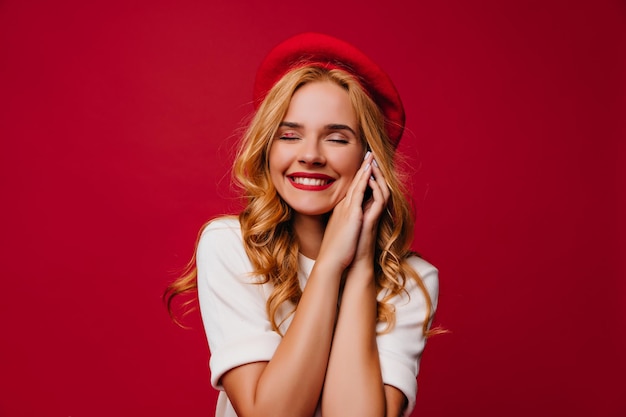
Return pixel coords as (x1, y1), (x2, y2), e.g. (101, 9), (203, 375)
(165, 66), (436, 336)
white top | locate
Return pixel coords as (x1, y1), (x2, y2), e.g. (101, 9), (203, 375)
(197, 217), (439, 417)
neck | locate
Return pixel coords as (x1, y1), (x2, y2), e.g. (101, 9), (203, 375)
(292, 213), (328, 260)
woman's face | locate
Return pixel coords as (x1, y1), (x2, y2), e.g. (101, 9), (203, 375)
(269, 81), (364, 218)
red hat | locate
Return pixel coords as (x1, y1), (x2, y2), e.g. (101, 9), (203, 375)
(253, 32), (405, 146)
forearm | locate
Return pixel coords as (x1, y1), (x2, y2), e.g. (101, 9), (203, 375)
(321, 266), (386, 417)
(226, 260), (343, 417)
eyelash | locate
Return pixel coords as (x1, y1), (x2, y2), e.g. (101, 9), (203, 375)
(278, 135), (299, 141)
(328, 138), (349, 144)
(277, 134), (349, 144)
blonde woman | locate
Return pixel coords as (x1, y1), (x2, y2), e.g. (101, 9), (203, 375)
(165, 32), (439, 417)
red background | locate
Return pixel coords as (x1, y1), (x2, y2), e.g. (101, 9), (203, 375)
(1, 1), (624, 416)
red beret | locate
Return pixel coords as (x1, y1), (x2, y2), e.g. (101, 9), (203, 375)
(253, 32), (406, 147)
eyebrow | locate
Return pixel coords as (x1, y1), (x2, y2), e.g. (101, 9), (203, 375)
(279, 121), (357, 137)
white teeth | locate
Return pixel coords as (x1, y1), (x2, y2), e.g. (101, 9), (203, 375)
(292, 177), (329, 186)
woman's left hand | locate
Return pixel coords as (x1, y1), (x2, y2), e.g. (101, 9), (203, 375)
(352, 153), (391, 267)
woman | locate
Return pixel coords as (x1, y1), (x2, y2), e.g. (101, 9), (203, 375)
(166, 32), (439, 417)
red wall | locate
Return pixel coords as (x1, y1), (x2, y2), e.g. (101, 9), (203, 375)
(1, 1), (624, 416)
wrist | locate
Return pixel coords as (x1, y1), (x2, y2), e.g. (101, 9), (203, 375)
(311, 257), (347, 281)
(345, 263), (375, 287)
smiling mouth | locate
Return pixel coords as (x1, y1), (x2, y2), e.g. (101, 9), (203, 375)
(290, 177), (333, 186)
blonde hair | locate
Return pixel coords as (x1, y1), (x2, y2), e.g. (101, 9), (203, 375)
(165, 66), (437, 336)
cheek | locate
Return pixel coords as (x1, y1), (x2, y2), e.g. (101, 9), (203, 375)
(268, 141), (292, 164)
(268, 147), (283, 175)
(268, 161), (282, 184)
(338, 156), (363, 178)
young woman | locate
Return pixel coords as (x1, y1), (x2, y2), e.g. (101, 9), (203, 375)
(166, 32), (439, 417)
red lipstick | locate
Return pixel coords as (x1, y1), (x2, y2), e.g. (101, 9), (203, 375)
(287, 172), (334, 191)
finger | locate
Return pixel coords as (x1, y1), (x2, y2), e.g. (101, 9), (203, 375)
(370, 158), (390, 203)
(346, 153), (374, 204)
(367, 175), (384, 211)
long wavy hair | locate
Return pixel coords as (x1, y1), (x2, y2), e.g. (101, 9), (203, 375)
(165, 66), (437, 336)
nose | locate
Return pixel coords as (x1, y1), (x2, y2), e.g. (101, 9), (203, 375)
(298, 140), (326, 166)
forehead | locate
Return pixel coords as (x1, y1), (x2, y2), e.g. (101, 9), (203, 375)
(283, 81), (357, 128)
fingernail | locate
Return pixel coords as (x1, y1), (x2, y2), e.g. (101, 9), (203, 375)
(370, 175), (375, 181)
(364, 151), (371, 160)
(372, 159), (379, 168)
(364, 162), (371, 171)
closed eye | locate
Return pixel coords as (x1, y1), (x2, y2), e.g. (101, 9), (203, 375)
(327, 138), (349, 144)
(278, 132), (300, 141)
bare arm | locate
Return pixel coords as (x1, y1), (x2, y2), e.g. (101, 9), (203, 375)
(221, 259), (343, 417)
(220, 156), (376, 417)
(385, 385), (409, 417)
(321, 264), (386, 416)
(321, 268), (408, 417)
(322, 156), (406, 417)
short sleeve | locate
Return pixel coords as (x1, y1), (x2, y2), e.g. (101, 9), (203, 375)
(376, 257), (439, 416)
(196, 218), (282, 389)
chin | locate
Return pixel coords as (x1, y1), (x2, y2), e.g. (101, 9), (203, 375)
(291, 206), (334, 218)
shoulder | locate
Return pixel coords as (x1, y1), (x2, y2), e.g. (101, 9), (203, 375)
(198, 216), (242, 248)
(404, 255), (439, 307)
(196, 215), (263, 297)
(200, 215), (242, 238)
(405, 255), (438, 278)
(196, 216), (248, 265)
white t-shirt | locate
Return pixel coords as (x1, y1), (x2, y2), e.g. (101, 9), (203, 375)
(197, 217), (439, 417)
